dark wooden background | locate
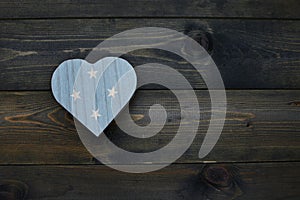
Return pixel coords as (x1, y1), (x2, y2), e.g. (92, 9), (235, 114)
(0, 0), (299, 199)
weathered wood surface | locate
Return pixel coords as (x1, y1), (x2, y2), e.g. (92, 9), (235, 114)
(0, 90), (299, 164)
(0, 0), (299, 19)
(0, 163), (299, 199)
(1, 19), (299, 90)
(0, 0), (298, 199)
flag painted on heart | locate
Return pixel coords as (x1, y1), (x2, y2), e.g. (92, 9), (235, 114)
(51, 57), (137, 136)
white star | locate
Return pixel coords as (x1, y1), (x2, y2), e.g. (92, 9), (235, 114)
(91, 109), (101, 120)
(70, 90), (80, 101)
(108, 87), (118, 98)
(87, 67), (98, 79)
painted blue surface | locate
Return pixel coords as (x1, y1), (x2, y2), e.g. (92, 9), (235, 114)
(51, 57), (137, 136)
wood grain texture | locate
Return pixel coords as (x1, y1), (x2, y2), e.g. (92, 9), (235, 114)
(0, 1), (299, 199)
(0, 90), (299, 164)
(0, 0), (299, 19)
(0, 19), (299, 90)
(0, 163), (299, 199)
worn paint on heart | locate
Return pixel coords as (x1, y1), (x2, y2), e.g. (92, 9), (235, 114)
(51, 57), (137, 136)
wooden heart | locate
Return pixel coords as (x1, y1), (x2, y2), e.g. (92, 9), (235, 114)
(51, 57), (137, 136)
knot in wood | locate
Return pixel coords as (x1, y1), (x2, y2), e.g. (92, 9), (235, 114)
(203, 166), (232, 187)
(185, 28), (213, 53)
(0, 180), (28, 200)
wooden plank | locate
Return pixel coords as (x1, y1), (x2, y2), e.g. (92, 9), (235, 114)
(0, 0), (299, 19)
(0, 90), (299, 164)
(0, 163), (299, 199)
(0, 19), (299, 90)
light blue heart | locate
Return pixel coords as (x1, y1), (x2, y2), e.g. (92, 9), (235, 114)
(51, 57), (137, 136)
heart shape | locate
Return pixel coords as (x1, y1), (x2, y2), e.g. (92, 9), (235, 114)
(51, 57), (137, 136)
